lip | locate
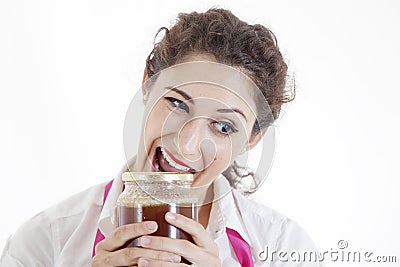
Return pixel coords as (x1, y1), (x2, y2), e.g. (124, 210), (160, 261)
(151, 147), (158, 172)
(151, 146), (196, 172)
(162, 147), (193, 169)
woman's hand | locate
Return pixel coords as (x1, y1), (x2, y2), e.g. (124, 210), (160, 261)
(136, 212), (221, 267)
(92, 221), (182, 267)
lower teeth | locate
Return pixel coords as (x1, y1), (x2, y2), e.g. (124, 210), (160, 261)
(155, 161), (160, 171)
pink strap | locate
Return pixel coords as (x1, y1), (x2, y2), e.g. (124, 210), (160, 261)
(226, 227), (254, 267)
(92, 180), (113, 257)
(92, 179), (254, 267)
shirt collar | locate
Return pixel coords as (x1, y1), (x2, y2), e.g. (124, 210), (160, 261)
(98, 161), (253, 247)
(208, 174), (253, 247)
(98, 173), (123, 237)
(98, 157), (134, 237)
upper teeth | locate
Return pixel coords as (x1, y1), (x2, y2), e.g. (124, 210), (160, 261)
(160, 147), (190, 171)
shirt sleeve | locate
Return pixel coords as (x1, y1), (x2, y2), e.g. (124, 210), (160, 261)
(0, 212), (54, 267)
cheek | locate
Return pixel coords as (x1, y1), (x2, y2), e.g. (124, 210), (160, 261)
(209, 142), (235, 172)
(143, 104), (170, 139)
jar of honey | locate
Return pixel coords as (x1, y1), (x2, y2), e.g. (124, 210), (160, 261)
(117, 172), (198, 248)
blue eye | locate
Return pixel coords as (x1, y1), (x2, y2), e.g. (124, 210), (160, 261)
(164, 97), (189, 113)
(211, 121), (238, 136)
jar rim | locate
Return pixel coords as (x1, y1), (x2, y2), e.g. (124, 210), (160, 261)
(122, 172), (194, 182)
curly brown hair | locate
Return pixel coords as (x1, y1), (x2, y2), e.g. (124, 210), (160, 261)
(144, 8), (295, 193)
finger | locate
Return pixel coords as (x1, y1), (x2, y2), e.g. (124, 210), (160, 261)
(96, 221), (158, 252)
(100, 247), (181, 266)
(139, 235), (206, 263)
(112, 207), (118, 227)
(137, 257), (189, 267)
(165, 212), (217, 251)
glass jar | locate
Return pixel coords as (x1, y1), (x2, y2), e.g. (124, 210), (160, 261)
(117, 172), (198, 248)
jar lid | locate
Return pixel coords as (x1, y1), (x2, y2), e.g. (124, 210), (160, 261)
(122, 172), (194, 182)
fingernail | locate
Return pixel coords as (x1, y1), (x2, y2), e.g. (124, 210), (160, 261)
(141, 236), (151, 245)
(146, 221), (157, 230)
(170, 254), (181, 263)
(138, 258), (149, 267)
(166, 212), (176, 221)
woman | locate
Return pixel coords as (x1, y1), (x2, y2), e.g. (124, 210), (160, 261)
(0, 8), (320, 267)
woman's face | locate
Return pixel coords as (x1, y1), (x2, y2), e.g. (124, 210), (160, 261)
(135, 58), (261, 187)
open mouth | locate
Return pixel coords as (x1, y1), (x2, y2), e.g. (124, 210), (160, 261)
(152, 146), (196, 173)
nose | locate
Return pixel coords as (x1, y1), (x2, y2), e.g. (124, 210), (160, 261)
(175, 118), (208, 160)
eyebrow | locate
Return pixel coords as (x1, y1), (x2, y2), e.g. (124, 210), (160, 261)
(216, 108), (247, 122)
(165, 86), (247, 121)
(165, 86), (194, 104)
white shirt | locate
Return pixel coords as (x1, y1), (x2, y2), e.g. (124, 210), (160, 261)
(0, 165), (322, 267)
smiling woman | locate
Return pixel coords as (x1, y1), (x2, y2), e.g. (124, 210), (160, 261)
(0, 8), (321, 267)
(134, 60), (262, 190)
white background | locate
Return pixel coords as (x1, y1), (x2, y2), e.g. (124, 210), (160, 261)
(0, 1), (399, 266)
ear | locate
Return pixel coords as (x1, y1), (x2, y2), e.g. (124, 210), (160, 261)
(242, 127), (268, 154)
(142, 68), (149, 105)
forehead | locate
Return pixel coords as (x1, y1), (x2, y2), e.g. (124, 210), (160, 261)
(147, 61), (259, 116)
